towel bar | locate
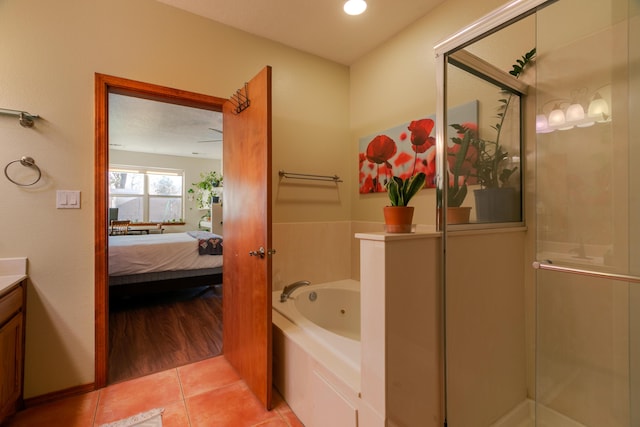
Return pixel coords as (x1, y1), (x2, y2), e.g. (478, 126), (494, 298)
(278, 170), (342, 183)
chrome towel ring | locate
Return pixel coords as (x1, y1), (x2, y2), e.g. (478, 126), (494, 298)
(4, 156), (42, 186)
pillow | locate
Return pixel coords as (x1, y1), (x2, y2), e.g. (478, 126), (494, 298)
(197, 237), (223, 255)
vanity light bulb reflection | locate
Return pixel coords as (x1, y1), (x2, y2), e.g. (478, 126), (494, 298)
(587, 93), (610, 122)
(566, 103), (595, 128)
(548, 108), (566, 127)
(565, 103), (584, 122)
(536, 114), (551, 133)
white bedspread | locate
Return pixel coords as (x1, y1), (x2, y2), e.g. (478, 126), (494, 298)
(109, 232), (223, 276)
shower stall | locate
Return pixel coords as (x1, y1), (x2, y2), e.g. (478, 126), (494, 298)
(534, 0), (638, 424)
(436, 0), (639, 425)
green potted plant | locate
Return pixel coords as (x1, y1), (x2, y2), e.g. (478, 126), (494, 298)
(442, 124), (477, 224)
(472, 48), (535, 222)
(447, 48), (535, 224)
(363, 119), (433, 232)
(191, 170), (223, 209)
(383, 172), (427, 233)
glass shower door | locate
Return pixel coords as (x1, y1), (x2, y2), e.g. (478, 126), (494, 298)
(437, 8), (537, 426)
(535, 0), (638, 425)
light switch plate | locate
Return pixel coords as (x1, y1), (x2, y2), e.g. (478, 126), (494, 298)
(56, 190), (81, 209)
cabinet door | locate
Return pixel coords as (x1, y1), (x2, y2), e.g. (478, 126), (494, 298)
(0, 313), (23, 422)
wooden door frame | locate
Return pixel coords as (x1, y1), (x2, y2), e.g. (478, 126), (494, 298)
(94, 73), (227, 387)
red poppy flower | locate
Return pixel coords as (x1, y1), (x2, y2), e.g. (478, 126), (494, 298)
(366, 135), (397, 165)
(456, 122), (478, 139)
(408, 119), (436, 148)
(447, 144), (478, 179)
(411, 137), (434, 153)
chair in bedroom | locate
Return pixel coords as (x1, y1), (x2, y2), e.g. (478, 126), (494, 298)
(110, 220), (131, 236)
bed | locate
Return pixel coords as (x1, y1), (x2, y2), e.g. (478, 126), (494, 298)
(108, 231), (223, 296)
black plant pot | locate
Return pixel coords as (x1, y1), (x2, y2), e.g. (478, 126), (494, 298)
(474, 187), (521, 223)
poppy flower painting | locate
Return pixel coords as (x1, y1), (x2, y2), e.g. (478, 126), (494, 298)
(358, 100), (478, 194)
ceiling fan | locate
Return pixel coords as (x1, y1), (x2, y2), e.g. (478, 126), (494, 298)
(197, 127), (223, 143)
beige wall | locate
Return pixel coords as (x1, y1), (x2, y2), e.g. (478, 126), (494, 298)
(0, 0), (349, 397)
(0, 0), (538, 403)
(349, 0), (508, 225)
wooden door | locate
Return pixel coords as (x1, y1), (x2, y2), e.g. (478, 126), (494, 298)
(222, 66), (273, 409)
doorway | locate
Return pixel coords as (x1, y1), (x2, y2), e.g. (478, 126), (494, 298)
(95, 69), (274, 410)
(94, 73), (227, 387)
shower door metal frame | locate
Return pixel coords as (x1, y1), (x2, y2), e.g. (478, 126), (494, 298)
(433, 0), (556, 424)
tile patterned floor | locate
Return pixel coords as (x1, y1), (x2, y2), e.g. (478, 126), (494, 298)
(6, 356), (303, 427)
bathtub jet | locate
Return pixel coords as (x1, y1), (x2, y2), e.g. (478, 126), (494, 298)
(279, 280), (311, 302)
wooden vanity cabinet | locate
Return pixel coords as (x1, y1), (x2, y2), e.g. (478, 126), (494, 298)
(0, 280), (26, 424)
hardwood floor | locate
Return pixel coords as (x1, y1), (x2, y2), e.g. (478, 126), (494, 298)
(108, 285), (223, 384)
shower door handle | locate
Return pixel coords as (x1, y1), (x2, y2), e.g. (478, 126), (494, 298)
(533, 261), (640, 284)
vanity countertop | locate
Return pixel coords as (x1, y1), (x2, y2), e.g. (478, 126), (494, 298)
(0, 257), (27, 294)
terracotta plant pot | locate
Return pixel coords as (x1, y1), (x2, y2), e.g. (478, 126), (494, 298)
(446, 206), (472, 224)
(437, 206), (472, 226)
(383, 206), (415, 233)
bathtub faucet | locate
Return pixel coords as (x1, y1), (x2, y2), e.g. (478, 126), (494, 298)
(280, 280), (311, 302)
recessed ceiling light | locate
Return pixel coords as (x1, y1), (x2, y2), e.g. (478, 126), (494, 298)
(344, 0), (367, 16)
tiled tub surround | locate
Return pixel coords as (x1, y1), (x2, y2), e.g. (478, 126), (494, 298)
(272, 222), (354, 291)
(271, 221), (437, 292)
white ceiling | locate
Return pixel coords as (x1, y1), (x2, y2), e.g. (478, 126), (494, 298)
(110, 0), (446, 160)
(109, 94), (223, 160)
(156, 0), (446, 65)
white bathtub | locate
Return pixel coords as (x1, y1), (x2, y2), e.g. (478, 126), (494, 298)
(272, 279), (362, 426)
(272, 279), (361, 372)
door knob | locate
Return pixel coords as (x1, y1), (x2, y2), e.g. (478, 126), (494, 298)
(249, 247), (266, 258)
(249, 247), (277, 258)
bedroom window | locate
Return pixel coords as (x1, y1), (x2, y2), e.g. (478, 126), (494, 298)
(109, 166), (184, 223)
